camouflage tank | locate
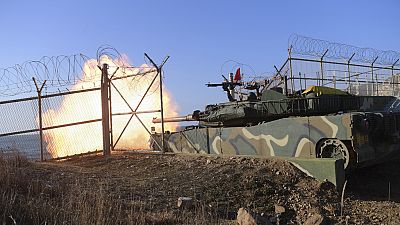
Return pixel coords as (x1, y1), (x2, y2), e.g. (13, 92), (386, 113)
(151, 56), (400, 189)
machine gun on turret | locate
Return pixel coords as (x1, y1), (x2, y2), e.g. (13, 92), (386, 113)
(206, 68), (243, 101)
(206, 68), (283, 102)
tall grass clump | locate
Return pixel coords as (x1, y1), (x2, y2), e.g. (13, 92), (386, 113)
(0, 153), (225, 225)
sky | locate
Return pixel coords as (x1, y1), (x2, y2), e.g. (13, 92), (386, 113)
(1, 0), (399, 114)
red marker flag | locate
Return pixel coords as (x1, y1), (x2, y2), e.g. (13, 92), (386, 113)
(234, 68), (241, 82)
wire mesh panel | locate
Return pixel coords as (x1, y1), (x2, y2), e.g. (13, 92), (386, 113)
(43, 121), (102, 159)
(41, 89), (102, 159)
(110, 65), (179, 151)
(0, 98), (41, 159)
(41, 89), (101, 128)
(0, 98), (39, 134)
(110, 72), (160, 150)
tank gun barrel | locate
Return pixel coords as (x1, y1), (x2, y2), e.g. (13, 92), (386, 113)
(152, 114), (196, 123)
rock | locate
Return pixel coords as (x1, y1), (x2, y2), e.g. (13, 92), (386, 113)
(177, 197), (193, 209)
(206, 159), (212, 164)
(302, 213), (326, 225)
(238, 157), (247, 163)
(237, 208), (257, 225)
(237, 208), (271, 225)
(274, 204), (285, 214)
(269, 216), (277, 223)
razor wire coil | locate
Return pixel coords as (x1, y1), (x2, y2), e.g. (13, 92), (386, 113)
(0, 46), (158, 98)
(289, 34), (400, 66)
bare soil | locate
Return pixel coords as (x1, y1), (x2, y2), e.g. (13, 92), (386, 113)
(1, 151), (400, 224)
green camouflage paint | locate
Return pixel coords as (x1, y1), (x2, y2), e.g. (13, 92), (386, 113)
(152, 111), (400, 170)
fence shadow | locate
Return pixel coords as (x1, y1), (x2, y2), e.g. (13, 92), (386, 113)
(346, 158), (400, 202)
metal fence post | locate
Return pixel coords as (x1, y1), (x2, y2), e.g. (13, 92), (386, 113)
(144, 54), (170, 153)
(100, 64), (111, 156)
(347, 53), (355, 94)
(392, 59), (399, 96)
(371, 56), (378, 96)
(274, 65), (287, 96)
(33, 78), (46, 161)
(288, 46), (294, 94)
(320, 49), (329, 87)
(158, 68), (165, 153)
(108, 72), (114, 152)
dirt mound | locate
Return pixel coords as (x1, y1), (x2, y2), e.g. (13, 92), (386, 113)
(3, 152), (400, 224)
(59, 153), (340, 223)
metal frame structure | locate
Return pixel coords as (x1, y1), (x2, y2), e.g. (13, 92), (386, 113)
(283, 35), (400, 96)
(278, 47), (400, 97)
(100, 53), (170, 155)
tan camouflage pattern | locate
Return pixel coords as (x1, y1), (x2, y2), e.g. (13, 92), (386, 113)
(160, 114), (352, 158)
(152, 111), (400, 168)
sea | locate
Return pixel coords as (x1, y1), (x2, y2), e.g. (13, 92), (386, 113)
(0, 133), (46, 160)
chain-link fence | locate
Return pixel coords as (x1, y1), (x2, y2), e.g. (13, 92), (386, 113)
(0, 64), (169, 161)
(0, 88), (102, 160)
(281, 35), (400, 96)
(0, 97), (41, 159)
(0, 48), (171, 161)
(41, 88), (102, 159)
(277, 56), (400, 96)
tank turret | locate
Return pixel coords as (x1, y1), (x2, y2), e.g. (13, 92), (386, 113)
(153, 76), (389, 127)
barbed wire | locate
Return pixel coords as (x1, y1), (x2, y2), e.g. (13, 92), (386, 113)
(289, 34), (400, 66)
(0, 54), (92, 97)
(0, 46), (157, 97)
(219, 60), (257, 81)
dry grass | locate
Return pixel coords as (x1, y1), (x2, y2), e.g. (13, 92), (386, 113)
(3, 150), (400, 225)
(0, 154), (225, 225)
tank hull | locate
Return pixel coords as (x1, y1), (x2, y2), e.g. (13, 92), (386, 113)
(151, 111), (400, 188)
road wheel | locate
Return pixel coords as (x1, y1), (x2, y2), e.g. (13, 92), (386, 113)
(317, 139), (350, 169)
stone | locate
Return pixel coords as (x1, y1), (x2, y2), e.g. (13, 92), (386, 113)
(237, 208), (272, 225)
(302, 213), (326, 225)
(269, 216), (277, 223)
(274, 205), (286, 214)
(237, 208), (258, 225)
(177, 197), (193, 209)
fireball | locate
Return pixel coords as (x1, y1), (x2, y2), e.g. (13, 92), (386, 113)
(42, 55), (178, 158)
